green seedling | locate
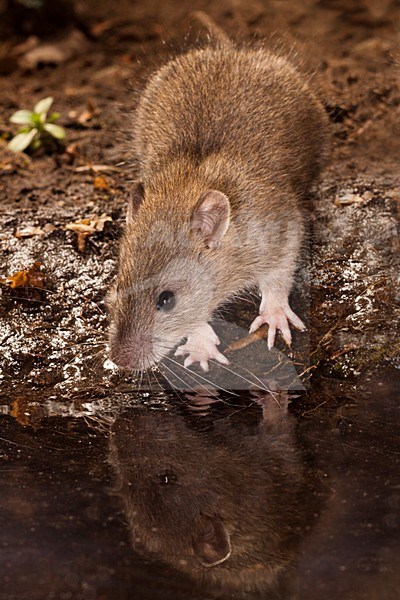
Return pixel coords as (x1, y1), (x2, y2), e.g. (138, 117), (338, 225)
(8, 97), (66, 153)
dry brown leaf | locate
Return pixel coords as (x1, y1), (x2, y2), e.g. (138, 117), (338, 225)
(90, 17), (125, 38)
(76, 233), (88, 253)
(43, 223), (57, 234)
(65, 213), (112, 234)
(334, 193), (365, 206)
(14, 226), (45, 238)
(9, 397), (44, 427)
(74, 164), (120, 173)
(65, 218), (94, 235)
(77, 109), (93, 125)
(95, 213), (113, 231)
(0, 261), (45, 289)
(63, 143), (80, 164)
(78, 99), (100, 125)
(18, 30), (87, 69)
(65, 213), (112, 251)
(93, 175), (109, 189)
(11, 398), (31, 426)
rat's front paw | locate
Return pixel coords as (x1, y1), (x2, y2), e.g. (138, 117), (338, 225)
(249, 304), (306, 349)
(175, 323), (230, 372)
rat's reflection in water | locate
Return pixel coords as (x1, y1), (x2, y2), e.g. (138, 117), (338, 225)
(109, 394), (316, 598)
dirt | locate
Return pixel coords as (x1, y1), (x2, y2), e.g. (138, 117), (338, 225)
(0, 0), (399, 410)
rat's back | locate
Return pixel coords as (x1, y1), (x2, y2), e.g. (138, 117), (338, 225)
(133, 46), (328, 196)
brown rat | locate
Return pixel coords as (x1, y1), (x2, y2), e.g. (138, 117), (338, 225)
(108, 42), (329, 371)
(108, 393), (308, 598)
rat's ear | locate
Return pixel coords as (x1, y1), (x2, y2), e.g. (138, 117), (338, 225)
(127, 182), (145, 223)
(193, 516), (231, 568)
(191, 190), (230, 249)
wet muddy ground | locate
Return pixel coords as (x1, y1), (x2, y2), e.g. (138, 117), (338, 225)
(0, 1), (399, 599)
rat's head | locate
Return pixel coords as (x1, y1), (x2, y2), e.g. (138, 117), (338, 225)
(108, 181), (231, 371)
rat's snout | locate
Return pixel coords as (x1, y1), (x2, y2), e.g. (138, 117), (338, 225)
(109, 331), (154, 371)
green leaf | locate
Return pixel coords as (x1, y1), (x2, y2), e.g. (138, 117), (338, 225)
(31, 113), (44, 128)
(31, 137), (42, 151)
(48, 112), (61, 123)
(33, 96), (53, 115)
(7, 129), (37, 153)
(43, 123), (66, 140)
(10, 110), (35, 125)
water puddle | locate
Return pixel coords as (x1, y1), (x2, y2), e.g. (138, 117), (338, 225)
(1, 372), (398, 599)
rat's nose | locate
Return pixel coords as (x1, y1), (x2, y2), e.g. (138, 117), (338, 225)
(111, 350), (135, 369)
(109, 334), (153, 371)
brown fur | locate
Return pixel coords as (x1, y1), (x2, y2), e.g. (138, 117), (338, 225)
(109, 45), (329, 369)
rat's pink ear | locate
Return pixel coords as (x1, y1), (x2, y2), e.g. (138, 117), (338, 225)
(127, 182), (145, 223)
(193, 517), (231, 568)
(191, 190), (230, 249)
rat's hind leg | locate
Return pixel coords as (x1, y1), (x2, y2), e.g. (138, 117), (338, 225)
(249, 273), (306, 349)
(175, 322), (229, 372)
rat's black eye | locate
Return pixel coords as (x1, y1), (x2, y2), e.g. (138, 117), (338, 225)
(156, 290), (176, 311)
(157, 471), (177, 485)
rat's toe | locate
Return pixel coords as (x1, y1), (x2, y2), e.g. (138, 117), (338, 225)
(183, 355), (195, 368)
(286, 308), (306, 331)
(267, 323), (277, 349)
(212, 350), (230, 365)
(279, 318), (292, 347)
(249, 315), (264, 334)
(200, 359), (210, 372)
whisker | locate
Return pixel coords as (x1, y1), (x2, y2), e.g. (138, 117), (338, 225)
(212, 353), (282, 401)
(160, 361), (188, 391)
(163, 357), (219, 397)
(210, 330), (284, 401)
(145, 366), (152, 393)
(160, 362), (200, 403)
(205, 357), (267, 393)
(164, 355), (237, 399)
(140, 346), (145, 390)
(67, 340), (107, 349)
(152, 366), (169, 395)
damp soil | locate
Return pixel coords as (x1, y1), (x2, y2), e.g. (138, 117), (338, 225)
(0, 1), (399, 599)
